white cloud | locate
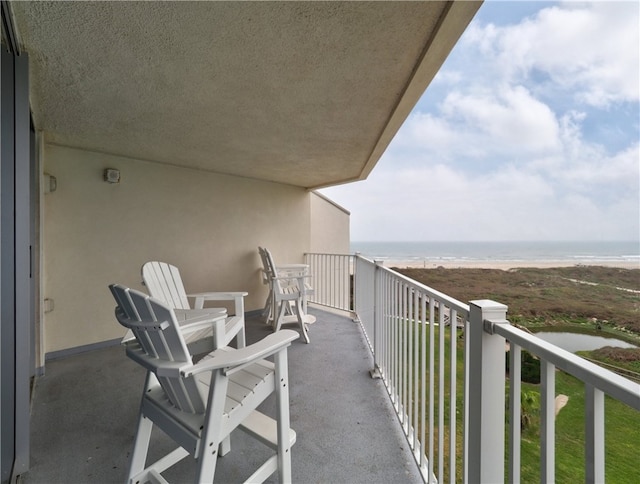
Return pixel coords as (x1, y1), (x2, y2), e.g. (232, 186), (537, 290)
(320, 2), (640, 243)
(441, 86), (561, 153)
(462, 2), (639, 107)
(322, 147), (639, 241)
(390, 85), (562, 166)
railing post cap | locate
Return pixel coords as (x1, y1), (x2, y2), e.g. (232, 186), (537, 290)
(470, 299), (508, 311)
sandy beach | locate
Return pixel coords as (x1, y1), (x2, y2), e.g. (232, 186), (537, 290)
(382, 259), (640, 270)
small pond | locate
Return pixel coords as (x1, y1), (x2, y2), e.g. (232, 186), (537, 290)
(534, 331), (638, 353)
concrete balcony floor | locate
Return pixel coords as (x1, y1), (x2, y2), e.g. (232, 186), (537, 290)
(23, 307), (423, 483)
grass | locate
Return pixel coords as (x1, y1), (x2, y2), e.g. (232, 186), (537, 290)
(386, 266), (640, 482)
(396, 266), (640, 335)
(515, 372), (640, 483)
(409, 326), (639, 483)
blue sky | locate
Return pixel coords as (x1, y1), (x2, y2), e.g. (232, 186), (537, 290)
(319, 1), (639, 242)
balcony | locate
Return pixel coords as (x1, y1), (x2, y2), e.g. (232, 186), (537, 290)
(24, 308), (422, 483)
(23, 254), (640, 483)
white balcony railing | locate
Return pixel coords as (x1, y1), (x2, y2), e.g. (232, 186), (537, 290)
(305, 253), (640, 484)
(304, 253), (354, 312)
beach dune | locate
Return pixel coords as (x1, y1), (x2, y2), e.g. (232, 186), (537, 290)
(384, 259), (639, 270)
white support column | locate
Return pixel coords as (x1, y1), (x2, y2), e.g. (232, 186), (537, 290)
(467, 299), (508, 484)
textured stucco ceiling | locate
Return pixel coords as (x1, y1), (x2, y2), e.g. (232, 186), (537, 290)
(11, 1), (481, 189)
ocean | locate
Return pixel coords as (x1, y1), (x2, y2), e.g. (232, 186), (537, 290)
(350, 241), (640, 267)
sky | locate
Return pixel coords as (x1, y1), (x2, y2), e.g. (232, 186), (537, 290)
(319, 1), (640, 242)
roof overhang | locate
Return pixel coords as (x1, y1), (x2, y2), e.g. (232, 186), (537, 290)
(10, 1), (481, 189)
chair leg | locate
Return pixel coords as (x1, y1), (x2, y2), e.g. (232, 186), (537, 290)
(295, 304), (310, 344)
(195, 371), (228, 483)
(127, 413), (153, 482)
(274, 350), (293, 483)
(274, 299), (287, 332)
(261, 289), (273, 323)
(236, 326), (246, 349)
(219, 435), (231, 456)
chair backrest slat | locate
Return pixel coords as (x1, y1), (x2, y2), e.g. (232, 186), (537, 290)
(262, 247), (290, 294)
(142, 261), (191, 310)
(258, 247), (271, 285)
(109, 284), (205, 413)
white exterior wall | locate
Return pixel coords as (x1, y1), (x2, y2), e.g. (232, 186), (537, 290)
(43, 145), (317, 353)
(309, 191), (350, 254)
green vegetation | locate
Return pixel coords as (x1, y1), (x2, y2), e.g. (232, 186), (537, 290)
(397, 266), (640, 336)
(516, 371), (640, 483)
(416, 327), (639, 483)
(506, 350), (541, 384)
(518, 390), (540, 430)
(391, 266), (640, 482)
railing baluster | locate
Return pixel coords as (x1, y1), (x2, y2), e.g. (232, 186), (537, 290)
(378, 268), (384, 377)
(402, 282), (408, 428)
(323, 254), (328, 306)
(407, 287), (416, 437)
(395, 280), (401, 412)
(384, 272), (389, 395)
(585, 384), (605, 484)
(408, 286), (414, 441)
(420, 295), (427, 474)
(393, 276), (399, 407)
(429, 297), (435, 483)
(438, 305), (445, 481)
(405, 283), (410, 427)
(330, 255), (335, 306)
(463, 316), (469, 484)
(450, 307), (457, 484)
(540, 360), (556, 483)
(509, 343), (521, 484)
(414, 288), (420, 453)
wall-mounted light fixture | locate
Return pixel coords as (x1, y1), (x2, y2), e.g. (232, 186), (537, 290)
(44, 173), (57, 193)
(104, 168), (120, 184)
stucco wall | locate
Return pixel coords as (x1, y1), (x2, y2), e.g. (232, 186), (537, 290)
(43, 145), (315, 353)
(309, 191), (350, 254)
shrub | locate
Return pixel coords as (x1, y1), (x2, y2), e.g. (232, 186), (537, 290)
(506, 349), (541, 384)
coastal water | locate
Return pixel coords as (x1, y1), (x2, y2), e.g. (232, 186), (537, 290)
(535, 331), (637, 352)
(350, 241), (640, 266)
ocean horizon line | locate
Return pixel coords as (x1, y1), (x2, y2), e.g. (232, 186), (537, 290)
(351, 239), (640, 244)
(349, 240), (640, 268)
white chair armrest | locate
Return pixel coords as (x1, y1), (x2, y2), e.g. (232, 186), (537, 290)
(188, 291), (248, 300)
(182, 330), (299, 377)
(187, 291), (248, 314)
(272, 274), (312, 281)
(119, 312), (227, 344)
(176, 312), (226, 334)
(276, 264), (308, 270)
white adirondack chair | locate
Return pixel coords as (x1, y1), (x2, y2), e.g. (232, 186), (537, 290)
(142, 261), (246, 352)
(258, 247), (315, 343)
(258, 247), (315, 321)
(109, 284), (298, 484)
